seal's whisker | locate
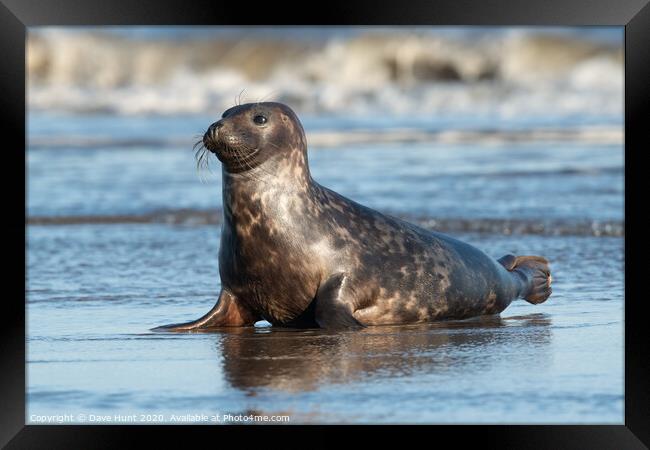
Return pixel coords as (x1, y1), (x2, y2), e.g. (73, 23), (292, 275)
(231, 146), (267, 184)
(197, 154), (207, 182)
(225, 142), (274, 184)
(194, 142), (207, 169)
(236, 144), (278, 181)
(267, 140), (283, 150)
(258, 90), (278, 103)
(193, 139), (214, 183)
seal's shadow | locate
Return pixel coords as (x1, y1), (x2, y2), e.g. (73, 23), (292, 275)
(212, 313), (552, 392)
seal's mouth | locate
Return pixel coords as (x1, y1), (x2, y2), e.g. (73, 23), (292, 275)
(196, 123), (260, 174)
(203, 132), (248, 160)
(202, 122), (251, 156)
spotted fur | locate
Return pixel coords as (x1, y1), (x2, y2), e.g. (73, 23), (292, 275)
(153, 102), (552, 332)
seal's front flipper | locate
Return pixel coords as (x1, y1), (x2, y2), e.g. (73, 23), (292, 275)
(151, 290), (258, 332)
(498, 254), (552, 305)
(314, 273), (364, 330)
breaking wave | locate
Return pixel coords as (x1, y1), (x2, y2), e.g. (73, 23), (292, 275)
(27, 28), (623, 120)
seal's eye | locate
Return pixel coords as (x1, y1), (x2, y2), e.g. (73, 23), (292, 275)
(253, 115), (267, 125)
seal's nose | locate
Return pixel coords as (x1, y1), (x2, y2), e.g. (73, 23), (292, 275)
(207, 120), (224, 140)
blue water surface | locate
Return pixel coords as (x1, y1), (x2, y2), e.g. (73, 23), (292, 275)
(26, 110), (624, 424)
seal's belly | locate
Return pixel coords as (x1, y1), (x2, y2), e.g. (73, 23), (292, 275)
(350, 274), (454, 326)
(353, 288), (498, 326)
(351, 246), (505, 326)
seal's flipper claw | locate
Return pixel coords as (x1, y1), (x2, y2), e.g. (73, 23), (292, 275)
(151, 290), (259, 332)
(151, 323), (202, 333)
(500, 255), (552, 305)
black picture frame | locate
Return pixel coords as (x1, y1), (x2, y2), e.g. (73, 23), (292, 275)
(3, 0), (647, 447)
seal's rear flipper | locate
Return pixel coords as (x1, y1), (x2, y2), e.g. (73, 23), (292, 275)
(498, 254), (552, 305)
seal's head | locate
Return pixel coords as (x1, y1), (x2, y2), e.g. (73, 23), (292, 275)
(202, 102), (307, 174)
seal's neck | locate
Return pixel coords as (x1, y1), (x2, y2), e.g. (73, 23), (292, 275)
(222, 157), (312, 191)
(221, 150), (314, 225)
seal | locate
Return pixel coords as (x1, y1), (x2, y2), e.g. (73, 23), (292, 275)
(153, 102), (552, 331)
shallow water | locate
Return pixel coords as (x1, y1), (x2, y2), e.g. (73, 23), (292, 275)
(27, 114), (623, 223)
(26, 110), (624, 424)
(27, 225), (623, 424)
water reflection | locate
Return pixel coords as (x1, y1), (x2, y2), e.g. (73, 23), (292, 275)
(213, 313), (552, 392)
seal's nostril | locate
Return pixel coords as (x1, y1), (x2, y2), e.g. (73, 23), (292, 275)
(208, 121), (224, 140)
(207, 123), (218, 140)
